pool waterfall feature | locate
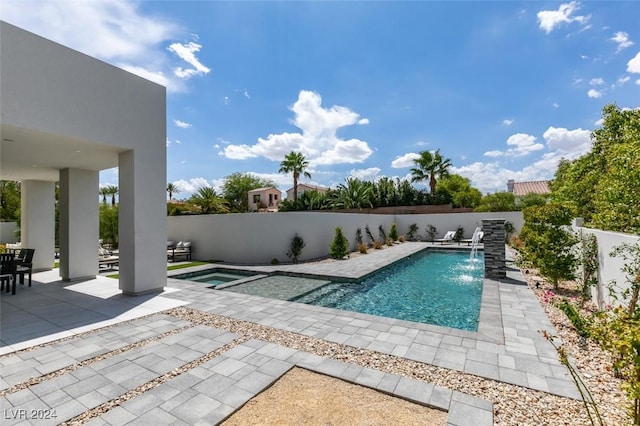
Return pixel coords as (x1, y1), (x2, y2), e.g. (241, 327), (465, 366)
(482, 219), (506, 279)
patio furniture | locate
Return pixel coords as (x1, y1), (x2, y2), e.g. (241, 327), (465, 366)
(98, 247), (119, 270)
(15, 248), (35, 287)
(433, 231), (456, 245)
(0, 252), (18, 295)
(461, 231), (484, 246)
(168, 241), (191, 262)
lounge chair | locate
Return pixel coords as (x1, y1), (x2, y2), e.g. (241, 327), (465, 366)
(433, 231), (456, 244)
(461, 231), (484, 246)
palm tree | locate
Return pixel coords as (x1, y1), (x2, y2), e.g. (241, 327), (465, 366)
(167, 182), (180, 201)
(99, 187), (110, 205)
(104, 185), (118, 206)
(279, 151), (311, 201)
(410, 149), (452, 194)
(332, 178), (373, 209)
(188, 187), (229, 214)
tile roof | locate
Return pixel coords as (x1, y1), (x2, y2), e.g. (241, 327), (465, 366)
(512, 180), (551, 196)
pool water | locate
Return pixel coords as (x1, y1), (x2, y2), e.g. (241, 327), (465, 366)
(295, 250), (484, 331)
(174, 270), (254, 287)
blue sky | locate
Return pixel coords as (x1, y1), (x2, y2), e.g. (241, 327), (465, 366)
(3, 1), (639, 197)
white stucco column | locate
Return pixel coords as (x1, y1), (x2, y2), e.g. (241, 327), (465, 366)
(58, 168), (99, 281)
(118, 149), (166, 295)
(21, 180), (55, 271)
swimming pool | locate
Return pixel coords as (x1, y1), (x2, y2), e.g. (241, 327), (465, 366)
(221, 250), (484, 331)
(173, 270), (257, 287)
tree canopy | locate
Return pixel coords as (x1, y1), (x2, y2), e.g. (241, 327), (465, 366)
(550, 104), (640, 233)
(436, 174), (482, 208)
(188, 187), (230, 214)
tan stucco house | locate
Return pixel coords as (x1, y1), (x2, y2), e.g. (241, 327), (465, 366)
(247, 187), (282, 212)
(285, 183), (329, 200)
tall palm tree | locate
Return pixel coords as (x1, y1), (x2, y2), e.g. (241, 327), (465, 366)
(188, 187), (229, 214)
(410, 149), (452, 194)
(99, 187), (110, 205)
(167, 182), (180, 201)
(279, 151), (311, 201)
(104, 185), (119, 206)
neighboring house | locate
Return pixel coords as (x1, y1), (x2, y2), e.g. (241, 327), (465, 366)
(507, 179), (551, 196)
(248, 187), (282, 212)
(285, 183), (329, 200)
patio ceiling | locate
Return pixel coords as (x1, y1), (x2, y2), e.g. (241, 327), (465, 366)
(0, 123), (124, 182)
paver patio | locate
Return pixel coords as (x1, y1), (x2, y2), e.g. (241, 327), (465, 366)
(1, 243), (578, 424)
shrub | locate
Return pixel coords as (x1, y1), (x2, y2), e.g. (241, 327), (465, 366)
(355, 228), (363, 245)
(425, 224), (436, 242)
(454, 226), (464, 243)
(329, 227), (350, 259)
(286, 233), (305, 263)
(386, 238), (393, 246)
(365, 225), (376, 245)
(358, 243), (368, 254)
(378, 225), (386, 241)
(555, 298), (591, 337)
(373, 241), (383, 250)
(389, 223), (398, 241)
(270, 258), (279, 265)
(398, 235), (405, 243)
(407, 224), (419, 241)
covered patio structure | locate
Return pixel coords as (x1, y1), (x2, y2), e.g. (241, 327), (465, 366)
(0, 21), (166, 295)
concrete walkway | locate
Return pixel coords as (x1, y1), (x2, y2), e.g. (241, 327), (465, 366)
(0, 243), (577, 424)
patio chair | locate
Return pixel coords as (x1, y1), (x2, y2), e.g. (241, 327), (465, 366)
(461, 231), (484, 246)
(98, 247), (119, 270)
(0, 252), (18, 295)
(433, 231), (456, 245)
(15, 248), (35, 287)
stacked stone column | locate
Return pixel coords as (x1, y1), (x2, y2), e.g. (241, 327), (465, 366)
(482, 219), (506, 279)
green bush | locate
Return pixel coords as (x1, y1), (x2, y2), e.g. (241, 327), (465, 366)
(286, 234), (305, 263)
(329, 227), (349, 259)
(556, 298), (591, 337)
(407, 224), (419, 241)
(389, 223), (398, 241)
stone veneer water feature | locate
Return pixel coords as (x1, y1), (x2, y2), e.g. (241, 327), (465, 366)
(482, 219), (506, 279)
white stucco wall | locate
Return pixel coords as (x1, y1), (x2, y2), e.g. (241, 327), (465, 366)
(573, 225), (640, 307)
(0, 222), (18, 243)
(167, 211), (523, 264)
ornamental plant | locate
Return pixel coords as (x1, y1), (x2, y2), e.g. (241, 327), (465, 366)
(365, 225), (376, 246)
(407, 224), (419, 241)
(286, 233), (305, 264)
(519, 203), (579, 289)
(425, 224), (436, 242)
(329, 227), (349, 259)
(389, 223), (399, 241)
(378, 225), (387, 242)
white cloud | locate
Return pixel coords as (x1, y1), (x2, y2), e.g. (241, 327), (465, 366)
(349, 167), (382, 181)
(611, 31), (634, 52)
(484, 150), (504, 158)
(553, 102), (560, 108)
(589, 77), (605, 86)
(415, 141), (430, 147)
(628, 52), (640, 73)
(506, 133), (544, 156)
(587, 89), (602, 98)
(537, 1), (590, 34)
(595, 118), (604, 126)
(391, 153), (420, 168)
(0, 1), (210, 93)
(358, 118), (370, 125)
(542, 126), (591, 157)
(503, 119), (514, 126)
(173, 177), (222, 195)
(174, 119), (192, 129)
(168, 41), (211, 79)
(617, 76), (631, 85)
(221, 90), (373, 166)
